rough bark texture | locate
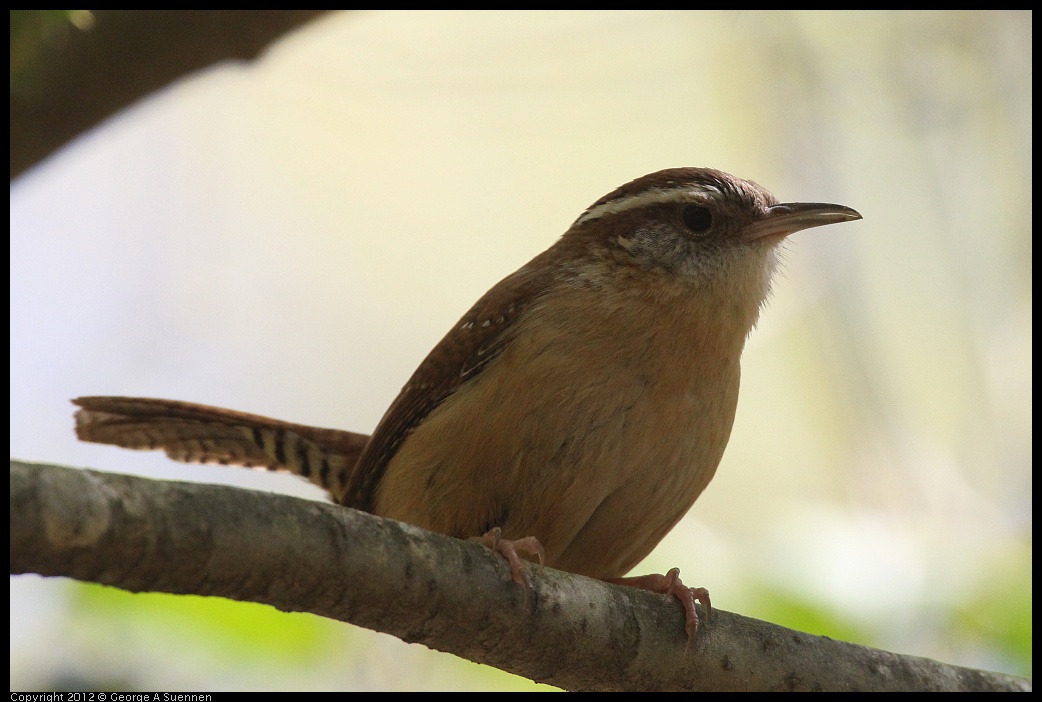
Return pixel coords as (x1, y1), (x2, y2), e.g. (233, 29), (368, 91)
(10, 460), (1031, 692)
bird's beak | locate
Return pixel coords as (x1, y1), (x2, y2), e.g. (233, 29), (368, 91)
(743, 202), (862, 242)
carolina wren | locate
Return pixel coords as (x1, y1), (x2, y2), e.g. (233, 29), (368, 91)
(74, 167), (861, 638)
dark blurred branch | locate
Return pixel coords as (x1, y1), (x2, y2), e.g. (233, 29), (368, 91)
(10, 10), (332, 180)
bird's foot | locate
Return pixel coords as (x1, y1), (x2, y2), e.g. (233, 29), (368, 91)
(606, 567), (710, 645)
(471, 526), (545, 589)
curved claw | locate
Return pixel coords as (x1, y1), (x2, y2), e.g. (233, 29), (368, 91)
(471, 527), (545, 589)
(605, 567), (711, 645)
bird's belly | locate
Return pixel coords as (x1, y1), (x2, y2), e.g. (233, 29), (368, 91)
(374, 333), (740, 579)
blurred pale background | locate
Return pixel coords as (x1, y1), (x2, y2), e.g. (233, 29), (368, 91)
(10, 10), (1030, 690)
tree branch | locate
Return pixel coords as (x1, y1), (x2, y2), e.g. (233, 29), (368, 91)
(10, 10), (332, 181)
(10, 459), (1029, 692)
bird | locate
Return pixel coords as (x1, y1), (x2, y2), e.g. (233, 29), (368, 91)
(73, 167), (861, 639)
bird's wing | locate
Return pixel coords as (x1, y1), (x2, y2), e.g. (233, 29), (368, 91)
(342, 251), (558, 512)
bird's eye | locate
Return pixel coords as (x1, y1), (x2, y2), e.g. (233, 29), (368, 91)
(681, 204), (712, 234)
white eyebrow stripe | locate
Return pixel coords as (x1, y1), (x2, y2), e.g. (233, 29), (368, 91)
(574, 185), (719, 226)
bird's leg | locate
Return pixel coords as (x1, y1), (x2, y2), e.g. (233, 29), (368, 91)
(605, 567), (711, 643)
(470, 527), (545, 589)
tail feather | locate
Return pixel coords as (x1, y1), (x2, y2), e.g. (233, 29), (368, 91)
(72, 396), (370, 504)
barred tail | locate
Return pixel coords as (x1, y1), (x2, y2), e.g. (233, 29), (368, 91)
(72, 396), (370, 505)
